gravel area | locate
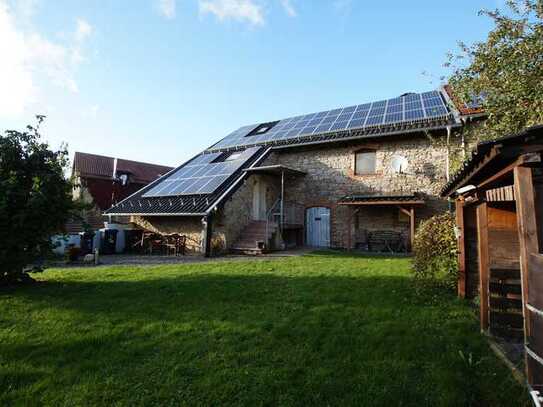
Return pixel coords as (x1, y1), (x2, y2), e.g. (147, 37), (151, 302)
(47, 248), (312, 268)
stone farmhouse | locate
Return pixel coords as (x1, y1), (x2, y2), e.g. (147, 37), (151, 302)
(106, 87), (481, 256)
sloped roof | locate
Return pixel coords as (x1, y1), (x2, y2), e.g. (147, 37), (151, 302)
(105, 87), (463, 216)
(440, 125), (543, 197)
(105, 147), (270, 216)
(207, 88), (460, 152)
(443, 85), (485, 117)
(338, 193), (425, 205)
(73, 152), (173, 184)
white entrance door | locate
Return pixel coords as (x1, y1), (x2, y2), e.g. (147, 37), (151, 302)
(306, 207), (331, 247)
(252, 180), (267, 220)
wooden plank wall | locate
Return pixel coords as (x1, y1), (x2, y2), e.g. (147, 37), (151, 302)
(514, 166), (543, 387)
(487, 204), (523, 340)
(464, 205), (479, 298)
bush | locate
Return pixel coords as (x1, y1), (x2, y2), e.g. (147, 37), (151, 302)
(412, 212), (458, 291)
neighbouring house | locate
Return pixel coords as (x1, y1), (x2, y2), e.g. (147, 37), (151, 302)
(53, 152), (172, 254)
(441, 125), (543, 400)
(105, 87), (481, 255)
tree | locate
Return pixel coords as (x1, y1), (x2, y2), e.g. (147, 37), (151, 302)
(0, 116), (77, 284)
(447, 0), (543, 140)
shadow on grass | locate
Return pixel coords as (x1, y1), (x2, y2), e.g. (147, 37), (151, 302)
(306, 249), (411, 259)
(0, 271), (528, 406)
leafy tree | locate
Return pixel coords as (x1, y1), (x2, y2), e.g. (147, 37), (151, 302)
(0, 116), (77, 284)
(447, 0), (543, 140)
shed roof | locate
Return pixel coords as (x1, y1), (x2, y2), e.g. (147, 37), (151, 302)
(73, 152), (173, 184)
(243, 165), (306, 177)
(338, 193), (425, 205)
(440, 125), (543, 197)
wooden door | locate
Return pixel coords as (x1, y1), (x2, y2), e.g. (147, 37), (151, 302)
(252, 180), (267, 221)
(306, 207), (331, 247)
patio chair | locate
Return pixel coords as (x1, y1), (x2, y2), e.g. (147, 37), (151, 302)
(164, 234), (187, 256)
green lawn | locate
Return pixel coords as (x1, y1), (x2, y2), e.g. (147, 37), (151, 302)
(0, 252), (528, 406)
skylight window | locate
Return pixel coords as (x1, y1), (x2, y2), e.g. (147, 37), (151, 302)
(246, 121), (279, 137)
(225, 152), (242, 161)
(255, 126), (270, 134)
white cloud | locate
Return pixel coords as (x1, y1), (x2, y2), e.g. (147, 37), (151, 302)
(71, 18), (93, 65)
(25, 32), (79, 93)
(0, 1), (34, 116)
(279, 0), (296, 17)
(82, 104), (100, 119)
(157, 0), (176, 19)
(0, 1), (93, 118)
(199, 0), (264, 26)
(13, 0), (39, 21)
(75, 18), (93, 41)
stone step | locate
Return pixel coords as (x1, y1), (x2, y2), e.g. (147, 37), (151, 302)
(231, 220), (279, 254)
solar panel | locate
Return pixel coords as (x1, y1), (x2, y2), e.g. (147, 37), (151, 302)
(142, 147), (261, 198)
(209, 90), (452, 151)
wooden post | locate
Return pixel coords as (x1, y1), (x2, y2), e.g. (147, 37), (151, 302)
(456, 198), (467, 298)
(202, 214), (213, 258)
(514, 165), (538, 384)
(410, 206), (415, 252)
(347, 207), (360, 250)
(398, 206), (415, 252)
(477, 202), (490, 331)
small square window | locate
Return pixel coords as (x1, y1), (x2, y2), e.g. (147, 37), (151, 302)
(355, 150), (376, 175)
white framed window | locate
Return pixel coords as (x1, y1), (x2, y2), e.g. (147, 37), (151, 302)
(355, 150), (376, 175)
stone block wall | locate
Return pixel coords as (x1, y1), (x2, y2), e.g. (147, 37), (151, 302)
(262, 134), (451, 248)
(213, 174), (280, 254)
(130, 133), (455, 253)
(131, 216), (204, 253)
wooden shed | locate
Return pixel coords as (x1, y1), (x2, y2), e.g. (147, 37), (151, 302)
(441, 125), (543, 401)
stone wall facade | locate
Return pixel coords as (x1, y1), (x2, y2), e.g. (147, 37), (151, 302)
(131, 216), (204, 253)
(131, 174), (281, 255)
(261, 134), (450, 249)
(212, 174), (280, 254)
(130, 133), (454, 253)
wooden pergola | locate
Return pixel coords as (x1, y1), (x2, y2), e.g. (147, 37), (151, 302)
(338, 193), (425, 251)
(442, 125), (543, 400)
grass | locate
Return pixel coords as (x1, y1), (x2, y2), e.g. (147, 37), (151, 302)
(0, 251), (528, 406)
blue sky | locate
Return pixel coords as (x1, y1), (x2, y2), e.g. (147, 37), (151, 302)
(0, 0), (500, 167)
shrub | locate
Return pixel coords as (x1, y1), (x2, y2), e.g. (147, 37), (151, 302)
(412, 212), (458, 291)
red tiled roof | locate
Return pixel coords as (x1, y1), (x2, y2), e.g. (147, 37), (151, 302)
(443, 84), (485, 116)
(73, 152), (173, 184)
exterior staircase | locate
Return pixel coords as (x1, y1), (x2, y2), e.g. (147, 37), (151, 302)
(231, 220), (278, 255)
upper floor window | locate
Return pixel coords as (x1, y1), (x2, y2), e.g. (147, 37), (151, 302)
(355, 150), (376, 175)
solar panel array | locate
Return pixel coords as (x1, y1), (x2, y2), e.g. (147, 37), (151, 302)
(142, 147), (261, 197)
(210, 90), (451, 150)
